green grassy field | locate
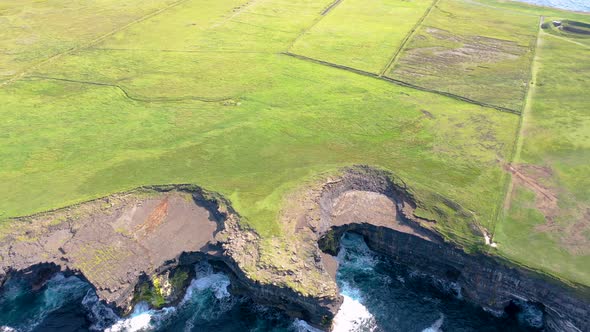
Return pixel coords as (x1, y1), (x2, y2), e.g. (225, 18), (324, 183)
(0, 0), (182, 83)
(0, 0), (589, 287)
(290, 0), (434, 73)
(387, 0), (539, 111)
(495, 13), (590, 285)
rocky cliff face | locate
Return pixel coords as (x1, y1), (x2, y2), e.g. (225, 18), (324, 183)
(0, 185), (340, 328)
(321, 223), (589, 331)
(1, 167), (588, 331)
(311, 167), (590, 332)
(0, 185), (220, 314)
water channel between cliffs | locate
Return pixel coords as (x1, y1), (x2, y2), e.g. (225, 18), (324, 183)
(0, 232), (542, 332)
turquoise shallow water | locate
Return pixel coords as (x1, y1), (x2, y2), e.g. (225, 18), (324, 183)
(0, 233), (543, 332)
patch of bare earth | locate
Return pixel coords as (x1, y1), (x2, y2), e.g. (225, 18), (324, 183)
(0, 190), (218, 307)
(507, 163), (590, 255)
(136, 196), (169, 238)
(390, 26), (529, 108)
(393, 27), (525, 79)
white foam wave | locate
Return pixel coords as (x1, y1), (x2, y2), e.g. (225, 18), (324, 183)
(181, 261), (234, 330)
(332, 293), (377, 332)
(332, 281), (377, 332)
(3, 273), (90, 332)
(0, 327), (17, 332)
(105, 303), (154, 332)
(181, 272), (230, 303)
(515, 300), (544, 329)
(291, 319), (324, 332)
(105, 302), (176, 332)
(336, 233), (376, 272)
(42, 274), (89, 309)
(104, 262), (233, 332)
(422, 314), (444, 332)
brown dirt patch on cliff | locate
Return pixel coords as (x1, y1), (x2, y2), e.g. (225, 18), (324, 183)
(137, 197), (170, 237)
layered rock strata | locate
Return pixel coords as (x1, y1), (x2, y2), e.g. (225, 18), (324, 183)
(309, 167), (590, 332)
(1, 167), (588, 331)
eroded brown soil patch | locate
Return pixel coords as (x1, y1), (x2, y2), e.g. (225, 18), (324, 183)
(507, 163), (590, 255)
(395, 27), (525, 77)
(507, 163), (558, 221)
(560, 209), (590, 255)
(390, 26), (532, 109)
(137, 197), (169, 237)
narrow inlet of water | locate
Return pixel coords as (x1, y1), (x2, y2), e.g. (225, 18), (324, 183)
(0, 233), (543, 332)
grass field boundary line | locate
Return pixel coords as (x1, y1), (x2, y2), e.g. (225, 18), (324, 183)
(283, 52), (521, 115)
(493, 16), (544, 240)
(90, 47), (273, 54)
(0, 0), (193, 89)
(321, 0), (344, 15)
(378, 0), (441, 77)
(285, 0), (343, 52)
(544, 32), (590, 49)
(25, 75), (232, 103)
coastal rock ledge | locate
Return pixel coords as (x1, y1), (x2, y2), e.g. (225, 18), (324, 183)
(1, 166), (589, 331)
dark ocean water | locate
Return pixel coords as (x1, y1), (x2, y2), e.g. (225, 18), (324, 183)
(329, 233), (542, 332)
(0, 233), (544, 332)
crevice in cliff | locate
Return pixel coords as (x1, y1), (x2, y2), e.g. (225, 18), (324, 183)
(1, 166), (589, 332)
(308, 166), (588, 332)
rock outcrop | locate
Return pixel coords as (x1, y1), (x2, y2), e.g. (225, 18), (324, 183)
(1, 166), (589, 331)
(0, 186), (220, 313)
(0, 185), (340, 328)
(307, 166), (590, 332)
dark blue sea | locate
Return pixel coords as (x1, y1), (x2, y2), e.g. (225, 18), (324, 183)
(0, 233), (545, 332)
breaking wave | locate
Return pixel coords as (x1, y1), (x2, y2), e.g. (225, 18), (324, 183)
(329, 232), (542, 332)
(0, 233), (543, 332)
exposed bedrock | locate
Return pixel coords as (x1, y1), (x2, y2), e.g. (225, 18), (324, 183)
(0, 185), (338, 328)
(1, 166), (589, 331)
(0, 186), (220, 314)
(312, 166), (590, 332)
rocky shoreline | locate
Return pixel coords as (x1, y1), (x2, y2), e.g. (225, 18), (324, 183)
(312, 167), (590, 331)
(1, 166), (589, 331)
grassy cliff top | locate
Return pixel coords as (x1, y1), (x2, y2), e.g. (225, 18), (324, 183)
(0, 0), (588, 286)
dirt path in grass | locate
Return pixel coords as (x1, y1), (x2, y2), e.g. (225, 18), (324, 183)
(513, 16), (543, 166)
(505, 164), (558, 209)
(211, 0), (258, 28)
(286, 0), (343, 52)
(24, 75), (233, 103)
(499, 16), (544, 227)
